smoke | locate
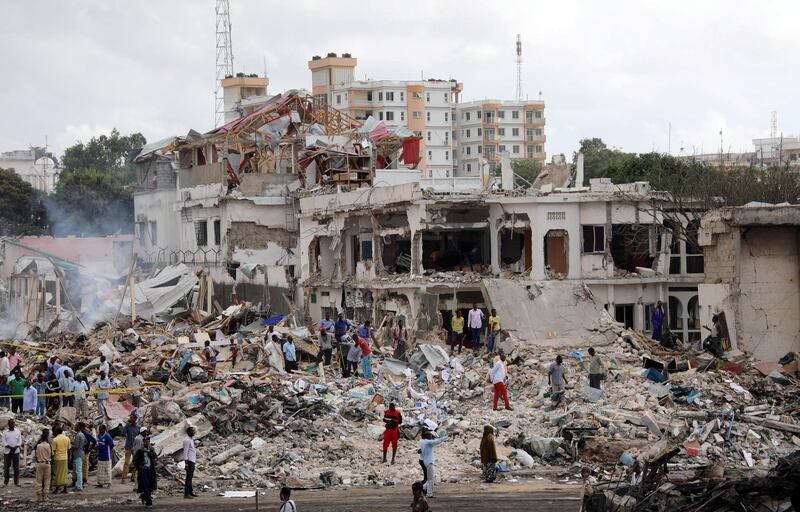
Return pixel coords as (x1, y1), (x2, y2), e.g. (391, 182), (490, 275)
(43, 192), (134, 237)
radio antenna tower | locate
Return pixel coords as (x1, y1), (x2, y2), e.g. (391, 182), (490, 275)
(515, 34), (523, 101)
(770, 110), (777, 138)
(215, 0), (234, 126)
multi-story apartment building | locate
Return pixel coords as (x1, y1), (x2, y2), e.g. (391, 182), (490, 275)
(308, 54), (463, 178)
(221, 73), (270, 123)
(455, 100), (545, 177)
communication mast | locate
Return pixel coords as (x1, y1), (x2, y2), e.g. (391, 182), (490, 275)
(770, 110), (777, 138)
(215, 0), (234, 126)
(515, 34), (523, 101)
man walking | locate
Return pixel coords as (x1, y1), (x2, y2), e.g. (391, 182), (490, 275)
(72, 422), (88, 491)
(450, 310), (464, 355)
(490, 352), (512, 411)
(3, 418), (22, 486)
(588, 347), (604, 390)
(468, 304), (485, 353)
(96, 424), (114, 488)
(183, 426), (199, 499)
(382, 402), (402, 464)
(121, 415), (141, 484)
(419, 430), (448, 498)
(548, 355), (568, 393)
(486, 308), (501, 354)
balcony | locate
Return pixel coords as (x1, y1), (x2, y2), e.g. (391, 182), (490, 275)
(525, 117), (546, 126)
(526, 135), (546, 143)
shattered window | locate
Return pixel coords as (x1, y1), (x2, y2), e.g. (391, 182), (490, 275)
(582, 225), (605, 253)
(195, 221), (208, 247)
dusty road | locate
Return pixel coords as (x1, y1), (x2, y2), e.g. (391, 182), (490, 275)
(1, 478), (582, 511)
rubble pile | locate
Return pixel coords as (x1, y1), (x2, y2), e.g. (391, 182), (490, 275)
(0, 305), (798, 508)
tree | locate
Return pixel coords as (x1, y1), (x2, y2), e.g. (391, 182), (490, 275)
(511, 158), (543, 187)
(608, 153), (800, 251)
(61, 128), (146, 185)
(573, 138), (632, 185)
(47, 129), (145, 236)
(0, 169), (49, 236)
(48, 169), (133, 236)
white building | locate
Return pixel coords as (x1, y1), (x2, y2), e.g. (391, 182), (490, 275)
(455, 100), (545, 177)
(0, 149), (60, 193)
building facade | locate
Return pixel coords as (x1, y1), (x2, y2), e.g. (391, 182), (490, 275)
(0, 149), (60, 193)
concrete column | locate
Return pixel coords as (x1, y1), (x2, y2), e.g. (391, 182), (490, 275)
(410, 230), (422, 277)
(634, 283), (645, 331)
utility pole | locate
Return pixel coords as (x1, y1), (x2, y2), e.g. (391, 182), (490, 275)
(215, 0), (234, 126)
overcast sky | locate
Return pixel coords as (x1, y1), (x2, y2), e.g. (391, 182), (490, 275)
(1, 0), (798, 159)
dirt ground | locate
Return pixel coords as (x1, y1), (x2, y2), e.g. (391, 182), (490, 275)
(0, 477), (582, 511)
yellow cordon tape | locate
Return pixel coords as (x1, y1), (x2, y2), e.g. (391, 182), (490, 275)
(0, 381), (165, 399)
(0, 341), (51, 352)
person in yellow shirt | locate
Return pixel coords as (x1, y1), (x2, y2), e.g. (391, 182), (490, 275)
(487, 309), (501, 354)
(51, 426), (71, 494)
(449, 311), (465, 355)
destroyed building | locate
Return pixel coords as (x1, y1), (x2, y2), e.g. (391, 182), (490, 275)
(699, 203), (800, 361)
(297, 177), (706, 345)
(132, 90), (425, 316)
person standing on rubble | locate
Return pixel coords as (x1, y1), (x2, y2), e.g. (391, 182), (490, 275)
(71, 422), (88, 491)
(587, 347), (605, 390)
(203, 340), (219, 373)
(96, 424), (113, 489)
(480, 425), (498, 482)
(59, 369), (74, 408)
(95, 370), (112, 417)
(125, 368), (145, 408)
(34, 428), (52, 501)
(318, 313), (335, 366)
(346, 335), (362, 377)
(182, 426), (198, 499)
(334, 313), (350, 339)
(283, 336), (298, 372)
(33, 373), (48, 417)
(392, 318), (408, 359)
(0, 351), (10, 379)
(0, 376), (9, 409)
(548, 355), (569, 394)
(450, 310), (464, 355)
(382, 402), (402, 464)
(468, 304), (485, 353)
(268, 333), (286, 373)
(23, 380), (37, 415)
(98, 355), (110, 376)
(487, 308), (501, 354)
(74, 375), (90, 419)
(7, 347), (23, 374)
(121, 415), (141, 485)
(9, 369), (25, 414)
(358, 320), (374, 344)
(51, 426), (71, 494)
(358, 336), (373, 379)
(419, 430), (448, 498)
(651, 301), (666, 343)
(46, 376), (61, 411)
(3, 418), (22, 486)
(490, 352), (513, 411)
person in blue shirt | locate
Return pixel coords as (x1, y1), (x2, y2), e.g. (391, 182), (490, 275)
(334, 313), (350, 338)
(121, 415), (141, 484)
(282, 336), (297, 372)
(358, 320), (374, 343)
(419, 430), (448, 498)
(96, 424), (114, 488)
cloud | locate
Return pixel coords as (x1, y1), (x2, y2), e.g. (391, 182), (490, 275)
(0, 0), (798, 159)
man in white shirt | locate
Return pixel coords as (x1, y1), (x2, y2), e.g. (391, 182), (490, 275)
(490, 352), (512, 411)
(0, 351), (9, 378)
(418, 430), (448, 498)
(95, 371), (112, 417)
(98, 355), (110, 376)
(467, 304), (485, 353)
(124, 369), (145, 408)
(3, 418), (22, 486)
(182, 426), (198, 499)
(279, 487), (296, 512)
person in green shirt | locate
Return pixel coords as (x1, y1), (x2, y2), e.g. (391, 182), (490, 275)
(9, 370), (25, 414)
(588, 347), (605, 389)
(450, 311), (465, 355)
